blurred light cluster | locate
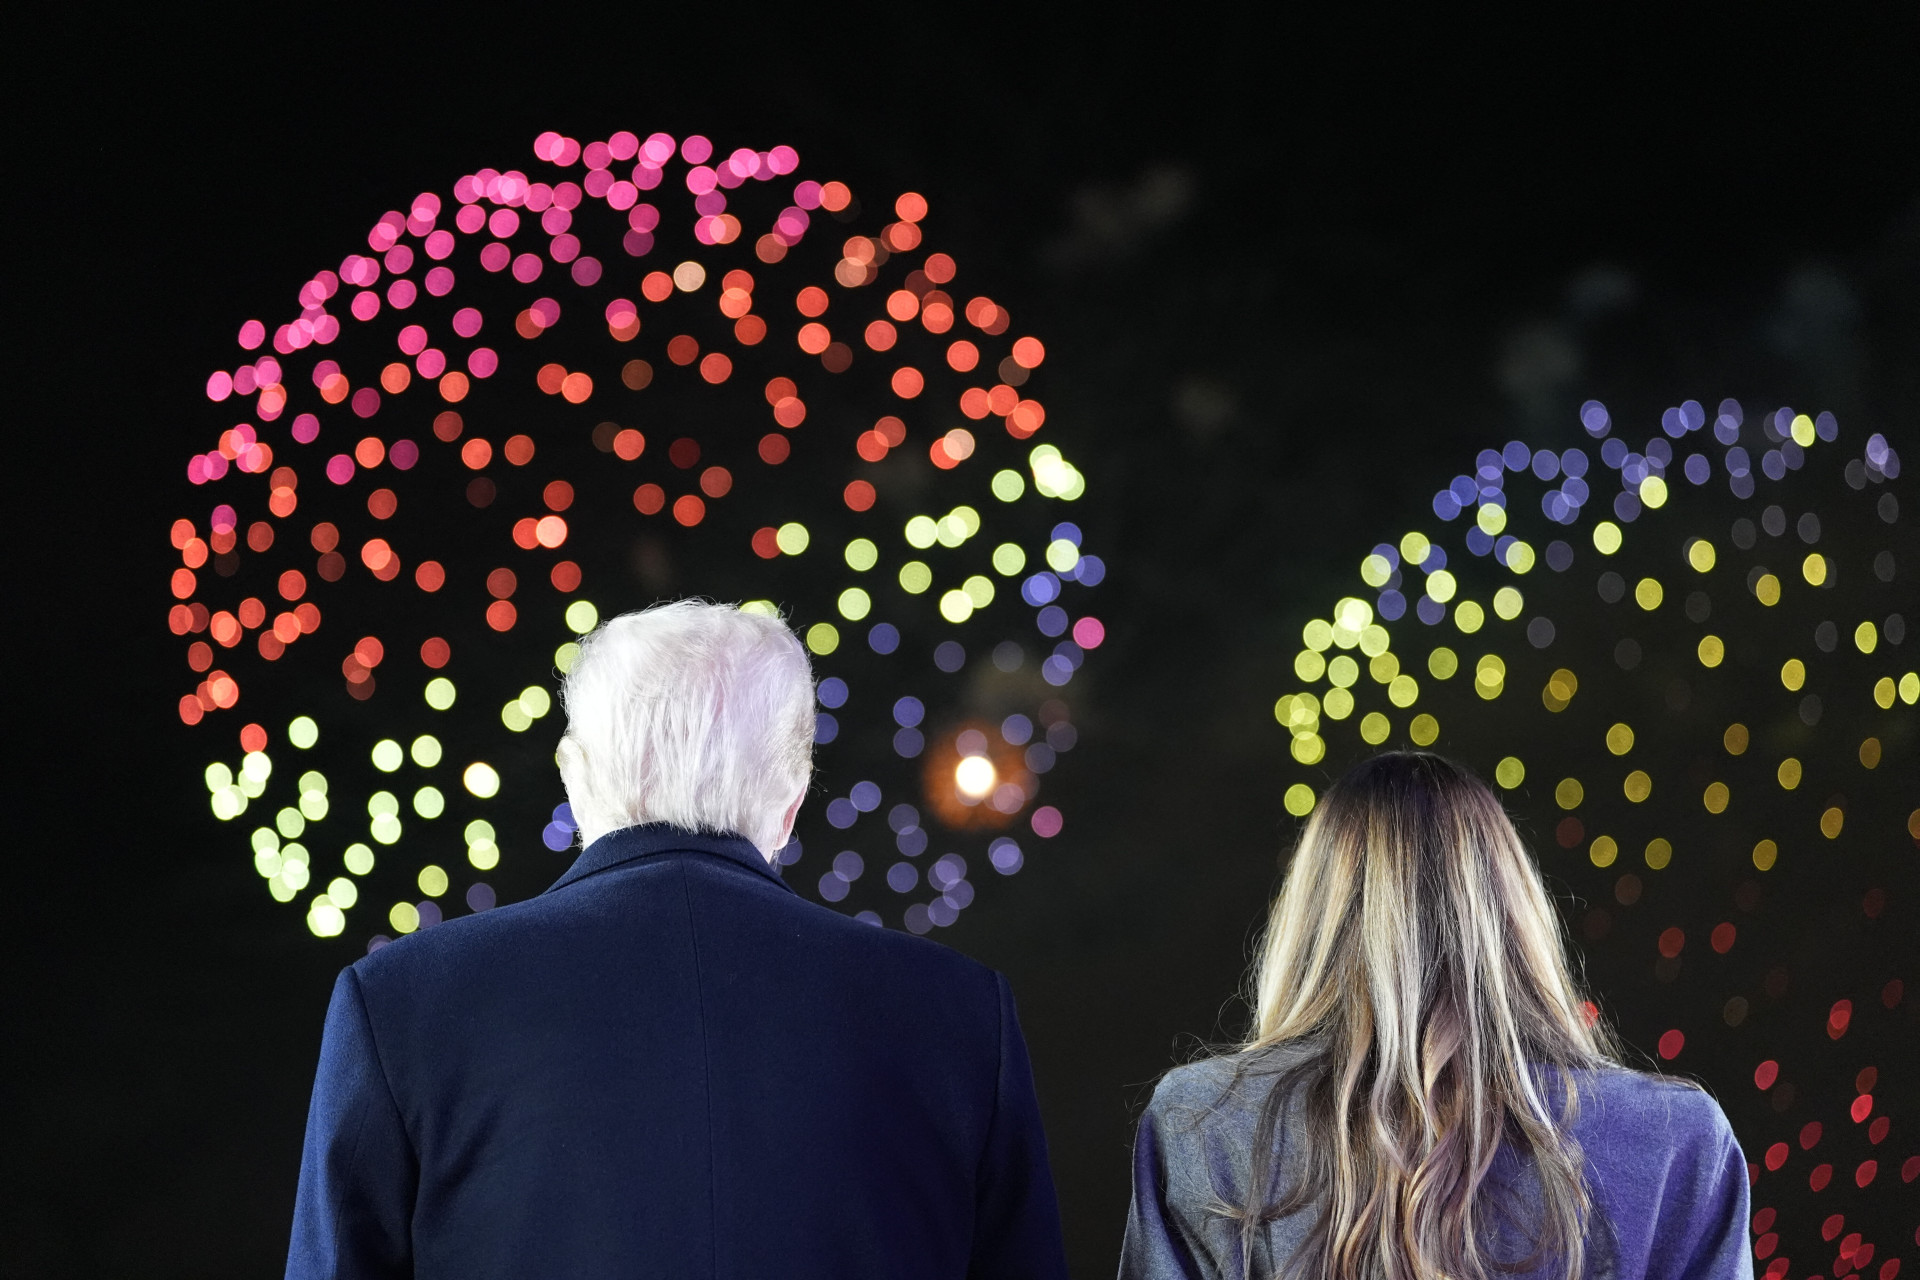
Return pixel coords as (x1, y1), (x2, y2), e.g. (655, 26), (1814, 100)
(1273, 400), (1916, 1275)
(170, 130), (1101, 946)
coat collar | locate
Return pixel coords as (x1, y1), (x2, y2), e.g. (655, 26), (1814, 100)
(545, 823), (795, 896)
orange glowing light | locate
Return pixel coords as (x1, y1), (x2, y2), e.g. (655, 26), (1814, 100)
(380, 362), (411, 393)
(460, 439), (492, 470)
(354, 437), (386, 468)
(438, 371), (469, 402)
(672, 494), (706, 526)
(544, 480), (575, 511)
(797, 323), (831, 355)
(699, 352), (732, 384)
(797, 286), (829, 317)
(486, 600), (517, 632)
(171, 568), (196, 599)
(560, 371), (594, 403)
(535, 515), (569, 548)
(946, 340), (979, 372)
(891, 367), (924, 399)
(504, 435), (535, 465)
(865, 320), (897, 350)
(733, 315), (767, 345)
(895, 192), (928, 222)
(700, 467), (733, 498)
(367, 488), (398, 520)
(361, 539), (394, 572)
(1012, 336), (1047, 368)
(613, 429), (645, 461)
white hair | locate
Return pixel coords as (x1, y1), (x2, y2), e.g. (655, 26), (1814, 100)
(556, 600), (815, 858)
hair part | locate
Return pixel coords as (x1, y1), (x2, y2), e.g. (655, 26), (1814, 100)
(557, 600), (814, 857)
(1225, 751), (1622, 1280)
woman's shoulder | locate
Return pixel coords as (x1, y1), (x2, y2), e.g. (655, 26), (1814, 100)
(1561, 1065), (1739, 1167)
(1146, 1043), (1319, 1129)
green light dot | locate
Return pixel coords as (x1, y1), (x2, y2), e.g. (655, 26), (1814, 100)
(1476, 503), (1507, 535)
(554, 641), (583, 673)
(464, 819), (496, 845)
(991, 469), (1025, 501)
(204, 762), (233, 793)
(962, 575), (994, 608)
(565, 600), (599, 634)
(418, 864), (449, 897)
(327, 877), (359, 909)
(343, 843), (376, 875)
(805, 622), (840, 655)
(371, 739), (404, 772)
(410, 735), (443, 768)
(390, 901), (420, 934)
(1045, 539), (1080, 573)
(250, 827), (280, 854)
(520, 686), (552, 718)
(275, 807), (306, 838)
(370, 813), (403, 846)
(898, 561), (932, 594)
(501, 701), (532, 732)
(298, 791), (329, 821)
(838, 587), (872, 621)
(287, 716), (319, 749)
(1494, 756), (1526, 789)
(468, 839), (500, 870)
(298, 770), (328, 795)
(1428, 647), (1458, 678)
(1283, 783), (1316, 817)
(904, 516), (937, 549)
(777, 523), (811, 555)
(425, 677), (457, 711)
(844, 538), (878, 571)
(991, 543), (1027, 576)
(413, 786), (445, 819)
(253, 848), (281, 878)
(307, 898), (345, 938)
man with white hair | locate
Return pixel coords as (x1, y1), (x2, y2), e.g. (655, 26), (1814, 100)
(286, 600), (1069, 1278)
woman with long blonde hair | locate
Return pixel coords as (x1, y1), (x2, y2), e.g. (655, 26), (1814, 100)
(1121, 752), (1751, 1279)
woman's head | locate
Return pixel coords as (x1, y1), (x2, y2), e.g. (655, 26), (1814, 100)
(1236, 751), (1618, 1280)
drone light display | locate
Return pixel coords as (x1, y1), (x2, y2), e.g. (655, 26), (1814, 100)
(1271, 403), (1915, 1278)
(169, 130), (1102, 945)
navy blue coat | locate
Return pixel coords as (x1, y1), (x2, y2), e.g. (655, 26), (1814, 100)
(286, 824), (1068, 1278)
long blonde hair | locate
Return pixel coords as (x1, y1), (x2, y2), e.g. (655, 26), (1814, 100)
(1227, 752), (1621, 1279)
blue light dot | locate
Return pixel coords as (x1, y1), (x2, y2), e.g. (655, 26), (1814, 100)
(896, 826), (928, 856)
(989, 838), (1023, 875)
(1075, 555), (1106, 586)
(817, 676), (847, 708)
(832, 850), (864, 880)
(813, 712), (838, 744)
(1041, 655), (1073, 686)
(1021, 572), (1061, 606)
(892, 696), (924, 727)
(1025, 742), (1057, 773)
(825, 797), (858, 829)
(818, 872), (849, 902)
(892, 726), (924, 758)
(850, 780), (882, 812)
(1600, 438), (1628, 468)
(1502, 441), (1531, 471)
(1001, 713), (1033, 745)
(466, 882), (497, 912)
(867, 622), (899, 654)
(887, 862), (919, 892)
(1580, 400), (1610, 436)
(1612, 491), (1642, 522)
(542, 822), (574, 851)
(1560, 448), (1589, 478)
(1680, 400), (1706, 431)
(777, 837), (804, 866)
(854, 910), (882, 927)
(1683, 453), (1711, 484)
(1465, 527), (1494, 556)
(887, 803), (920, 832)
(934, 641), (966, 672)
(1449, 476), (1478, 504)
(1416, 596), (1446, 625)
(1050, 522), (1082, 546)
(1036, 606), (1068, 637)
(1376, 589), (1406, 621)
(1433, 491), (1462, 521)
(1531, 451), (1560, 481)
(904, 904), (932, 934)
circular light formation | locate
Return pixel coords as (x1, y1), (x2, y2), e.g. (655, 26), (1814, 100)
(170, 129), (1102, 947)
(1269, 401), (1915, 1271)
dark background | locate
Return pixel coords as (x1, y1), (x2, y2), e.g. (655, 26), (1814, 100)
(11, 10), (1918, 1276)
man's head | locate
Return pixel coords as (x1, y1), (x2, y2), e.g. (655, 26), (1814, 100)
(556, 600), (814, 859)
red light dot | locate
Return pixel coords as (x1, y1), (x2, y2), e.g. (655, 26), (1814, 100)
(672, 494), (706, 526)
(1763, 1141), (1788, 1171)
(487, 568), (517, 599)
(1012, 335), (1046, 368)
(1857, 1066), (1879, 1093)
(924, 253), (955, 283)
(1809, 1162), (1832, 1191)
(666, 335), (699, 365)
(1902, 1155), (1920, 1182)
(764, 376), (797, 405)
(891, 366), (924, 399)
(946, 339), (979, 372)
(1711, 922), (1736, 953)
(634, 484), (665, 515)
(239, 722), (268, 753)
(895, 192), (927, 222)
(1868, 1115), (1890, 1144)
(758, 433), (790, 465)
(856, 431), (889, 462)
(367, 488), (398, 520)
(734, 315), (766, 345)
(796, 286), (828, 316)
(354, 636), (385, 668)
(699, 352), (732, 383)
(561, 373), (593, 403)
(544, 480), (575, 511)
(1657, 1028), (1685, 1060)
(751, 528), (780, 559)
(414, 561), (444, 592)
(511, 518), (540, 550)
(797, 322), (831, 355)
(536, 363), (566, 394)
(1658, 926), (1685, 958)
(486, 600), (517, 632)
(170, 568), (197, 599)
(1755, 1059), (1779, 1090)
(1801, 1121), (1823, 1149)
(420, 637), (450, 668)
(1851, 1094), (1874, 1123)
(177, 696), (203, 725)
(865, 319), (897, 351)
(504, 435), (535, 465)
(1856, 1159), (1878, 1187)
(461, 438), (492, 469)
(844, 480), (876, 511)
(700, 467), (733, 498)
(1823, 1214), (1846, 1241)
(613, 429), (645, 461)
(278, 569), (307, 600)
(773, 396), (806, 428)
(550, 561), (582, 592)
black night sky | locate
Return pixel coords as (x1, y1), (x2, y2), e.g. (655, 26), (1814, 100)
(11, 11), (1919, 1277)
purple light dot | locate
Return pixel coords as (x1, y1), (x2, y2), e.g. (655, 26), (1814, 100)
(817, 873), (849, 903)
(887, 803), (920, 833)
(832, 850), (865, 881)
(893, 727), (924, 758)
(1041, 656), (1073, 686)
(1465, 527), (1494, 556)
(1076, 555), (1107, 587)
(854, 911), (882, 928)
(1502, 441), (1531, 471)
(1762, 450), (1787, 481)
(850, 781), (882, 812)
(571, 256), (602, 287)
(1416, 596), (1446, 625)
(904, 904), (933, 935)
(366, 935), (391, 953)
(1376, 589), (1406, 621)
(887, 862), (919, 893)
(944, 880), (976, 910)
(813, 713), (838, 744)
(934, 641), (966, 672)
(868, 622), (899, 653)
(1815, 411), (1838, 441)
(928, 899), (958, 928)
(416, 900), (443, 929)
(1433, 490), (1462, 521)
(1001, 714), (1033, 746)
(817, 676), (848, 709)
(1031, 806), (1064, 838)
(466, 883), (497, 913)
(1661, 407), (1685, 438)
(777, 838), (803, 866)
(893, 696), (924, 728)
(989, 838), (1024, 875)
(1612, 491), (1643, 522)
(825, 798), (857, 829)
(1680, 400), (1706, 431)
(1580, 400), (1611, 436)
(1683, 453), (1711, 484)
(1021, 572), (1061, 606)
(542, 822), (573, 851)
(896, 826), (928, 857)
(1036, 607), (1068, 638)
(1531, 450), (1561, 481)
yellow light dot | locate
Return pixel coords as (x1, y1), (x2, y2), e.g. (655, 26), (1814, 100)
(1283, 784), (1316, 817)
(344, 843), (375, 875)
(991, 469), (1025, 501)
(1387, 674), (1418, 707)
(1474, 654), (1506, 700)
(327, 876), (359, 909)
(413, 786), (445, 819)
(1368, 652), (1399, 683)
(1859, 737), (1881, 769)
(1291, 733), (1326, 765)
(1426, 570), (1457, 604)
(1686, 539), (1716, 573)
(1328, 655), (1359, 688)
(1542, 667), (1577, 711)
(1853, 621), (1877, 653)
(1494, 756), (1525, 789)
(837, 587), (871, 621)
(1476, 503), (1507, 535)
(1641, 474), (1669, 508)
(1751, 839), (1778, 871)
(1358, 624), (1390, 658)
(1644, 837), (1672, 869)
(938, 590), (974, 623)
(1820, 806), (1844, 839)
(1303, 619), (1334, 652)
(1322, 687), (1354, 719)
(805, 622), (840, 654)
(1724, 723), (1749, 755)
(1754, 573), (1781, 606)
(1604, 722), (1634, 755)
(501, 701), (532, 733)
(1399, 532), (1431, 565)
(418, 864), (449, 897)
(1592, 522), (1622, 555)
(1359, 712), (1391, 744)
(564, 600), (599, 633)
(1802, 553), (1828, 586)
(1703, 782), (1729, 814)
(1492, 587), (1523, 620)
(468, 839), (500, 870)
(844, 538), (878, 571)
(898, 561), (932, 593)
(1589, 835), (1618, 868)
(1454, 601), (1484, 633)
(1335, 597), (1374, 632)
(368, 791), (400, 817)
(520, 687), (551, 719)
(1786, 412), (1815, 446)
(1697, 635), (1724, 668)
(1873, 676), (1896, 708)
(288, 716), (319, 748)
(776, 521), (811, 554)
(410, 735), (443, 767)
(370, 739), (403, 772)
(1045, 539), (1080, 573)
(554, 641), (582, 673)
(739, 600), (779, 618)
(307, 898), (345, 937)
(1428, 647), (1459, 679)
(1360, 553), (1393, 588)
(1506, 541), (1535, 574)
(1623, 770), (1652, 802)
(963, 575), (995, 608)
(1902, 672), (1920, 704)
(463, 819), (494, 844)
(389, 901), (420, 933)
(1780, 658), (1805, 691)
(463, 761), (501, 798)
(1776, 757), (1802, 789)
(1295, 650), (1327, 681)
(991, 543), (1026, 576)
(275, 808), (304, 838)
(1555, 778), (1584, 809)
(1409, 713), (1439, 746)
(1633, 578), (1663, 610)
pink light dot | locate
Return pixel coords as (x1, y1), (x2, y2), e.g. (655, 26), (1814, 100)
(256, 356), (281, 384)
(416, 348), (446, 379)
(383, 244), (414, 274)
(455, 204), (485, 234)
(633, 165), (663, 191)
(624, 205), (657, 235)
(313, 314), (341, 344)
(524, 183), (553, 213)
(623, 230), (655, 257)
(398, 325), (428, 356)
(424, 230), (455, 260)
(389, 439), (420, 471)
(1031, 806), (1064, 838)
(325, 455), (356, 485)
(541, 206), (573, 235)
(768, 145), (799, 174)
(571, 257), (602, 287)
(1658, 1029), (1685, 1059)
(533, 131), (563, 162)
(529, 298), (560, 327)
(642, 133), (675, 164)
(681, 135), (713, 164)
(272, 325), (295, 354)
(234, 366), (258, 395)
(583, 140), (611, 170)
(552, 182), (583, 211)
(511, 253), (544, 284)
(607, 130), (638, 161)
(187, 456), (208, 484)
(387, 279), (417, 309)
(206, 371), (233, 401)
(479, 243), (511, 273)
(410, 191), (441, 221)
(468, 347), (497, 378)
(549, 233), (580, 263)
(453, 175), (481, 204)
(351, 387), (381, 418)
(310, 360), (339, 387)
(606, 180), (638, 211)
(727, 146), (757, 177)
(424, 266), (455, 297)
(1072, 616), (1107, 648)
(452, 307), (483, 338)
(351, 291), (381, 321)
(714, 162), (745, 191)
(210, 503), (238, 532)
(291, 413), (320, 444)
(584, 168), (613, 198)
(686, 165), (717, 196)
(488, 208), (520, 239)
(794, 180), (823, 209)
(237, 319), (266, 349)
(555, 137), (582, 166)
